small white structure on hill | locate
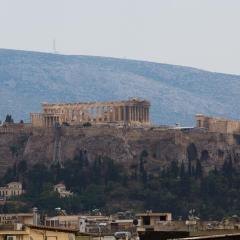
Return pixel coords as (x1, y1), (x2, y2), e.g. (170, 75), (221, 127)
(54, 183), (73, 198)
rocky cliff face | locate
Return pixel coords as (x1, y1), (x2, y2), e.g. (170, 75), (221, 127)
(1, 126), (240, 177)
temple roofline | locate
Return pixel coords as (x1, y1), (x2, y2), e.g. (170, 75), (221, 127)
(41, 98), (150, 107)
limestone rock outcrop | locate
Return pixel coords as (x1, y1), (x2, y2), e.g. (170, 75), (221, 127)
(0, 126), (240, 177)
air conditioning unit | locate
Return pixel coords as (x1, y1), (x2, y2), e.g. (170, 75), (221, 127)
(7, 236), (17, 240)
(14, 223), (23, 230)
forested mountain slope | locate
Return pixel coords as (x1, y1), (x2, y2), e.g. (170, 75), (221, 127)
(0, 49), (240, 125)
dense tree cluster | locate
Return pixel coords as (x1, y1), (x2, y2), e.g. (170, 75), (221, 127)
(4, 114), (14, 123)
(1, 148), (240, 220)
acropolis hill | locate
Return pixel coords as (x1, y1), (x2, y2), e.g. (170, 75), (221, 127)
(1, 99), (240, 178)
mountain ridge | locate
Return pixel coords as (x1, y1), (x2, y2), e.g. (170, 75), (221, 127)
(1, 48), (238, 76)
(0, 48), (240, 125)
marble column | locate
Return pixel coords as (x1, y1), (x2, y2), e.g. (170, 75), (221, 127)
(134, 106), (136, 121)
(139, 107), (142, 122)
(101, 106), (104, 121)
(135, 106), (138, 121)
(140, 107), (143, 122)
(147, 108), (149, 122)
(135, 106), (138, 122)
(118, 106), (121, 121)
(144, 108), (146, 122)
(96, 107), (100, 122)
(112, 107), (116, 122)
(119, 107), (122, 121)
(122, 106), (125, 122)
(129, 106), (132, 122)
(131, 107), (133, 121)
(107, 106), (111, 122)
(82, 110), (85, 122)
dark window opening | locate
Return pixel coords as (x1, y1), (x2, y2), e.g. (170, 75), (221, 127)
(197, 120), (201, 127)
(160, 215), (167, 221)
(143, 216), (150, 225)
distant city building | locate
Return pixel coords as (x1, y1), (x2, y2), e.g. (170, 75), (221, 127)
(31, 98), (151, 127)
(0, 212), (39, 225)
(0, 224), (77, 240)
(135, 212), (191, 240)
(45, 215), (81, 230)
(0, 182), (24, 199)
(196, 114), (240, 134)
(45, 215), (110, 233)
(54, 183), (73, 198)
(136, 212), (172, 231)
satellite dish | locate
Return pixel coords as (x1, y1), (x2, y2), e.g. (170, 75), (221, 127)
(133, 219), (138, 226)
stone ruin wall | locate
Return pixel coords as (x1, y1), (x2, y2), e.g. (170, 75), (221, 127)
(196, 114), (240, 134)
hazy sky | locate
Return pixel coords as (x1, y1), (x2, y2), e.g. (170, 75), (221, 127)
(0, 0), (240, 74)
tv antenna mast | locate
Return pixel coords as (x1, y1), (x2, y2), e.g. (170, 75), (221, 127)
(53, 39), (58, 54)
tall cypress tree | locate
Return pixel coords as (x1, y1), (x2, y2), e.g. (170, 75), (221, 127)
(195, 159), (202, 178)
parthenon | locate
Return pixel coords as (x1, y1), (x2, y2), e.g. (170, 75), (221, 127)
(31, 98), (150, 127)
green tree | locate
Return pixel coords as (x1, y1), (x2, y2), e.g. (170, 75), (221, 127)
(5, 114), (14, 123)
(195, 159), (202, 179)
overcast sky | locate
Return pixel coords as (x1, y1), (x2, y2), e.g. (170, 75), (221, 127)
(0, 0), (240, 74)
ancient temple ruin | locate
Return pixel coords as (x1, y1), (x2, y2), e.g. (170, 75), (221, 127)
(31, 98), (150, 127)
(196, 114), (240, 134)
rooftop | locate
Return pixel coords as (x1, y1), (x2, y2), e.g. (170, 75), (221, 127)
(41, 98), (150, 107)
(136, 212), (171, 217)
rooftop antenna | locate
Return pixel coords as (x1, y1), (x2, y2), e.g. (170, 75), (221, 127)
(53, 39), (57, 54)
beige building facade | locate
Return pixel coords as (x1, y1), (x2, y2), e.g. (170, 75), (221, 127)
(196, 114), (240, 134)
(0, 213), (36, 225)
(0, 182), (24, 199)
(137, 212), (172, 227)
(0, 225), (76, 240)
(31, 98), (150, 127)
(45, 215), (110, 233)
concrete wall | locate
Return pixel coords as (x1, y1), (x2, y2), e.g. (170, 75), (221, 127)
(30, 228), (75, 240)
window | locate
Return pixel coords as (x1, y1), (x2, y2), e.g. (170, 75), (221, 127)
(68, 233), (75, 240)
(6, 236), (17, 240)
(143, 216), (150, 225)
(159, 215), (167, 221)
